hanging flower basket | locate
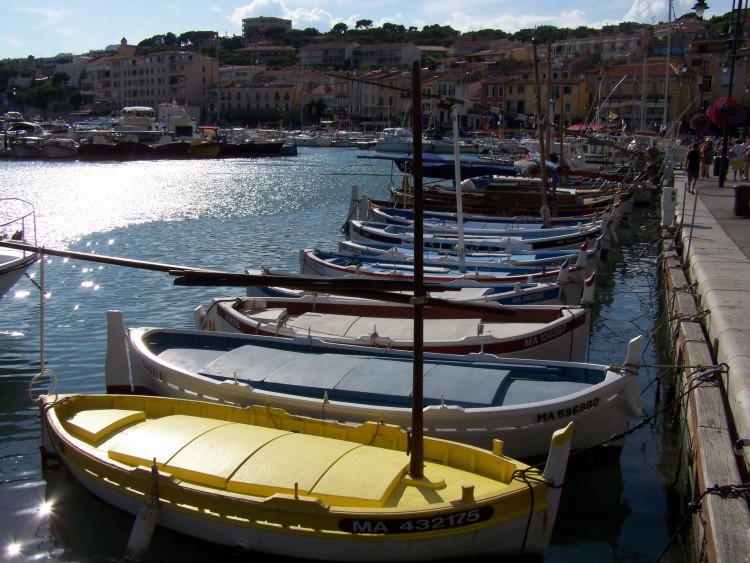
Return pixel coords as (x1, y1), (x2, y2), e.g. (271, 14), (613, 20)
(706, 97), (748, 128)
(689, 113), (711, 135)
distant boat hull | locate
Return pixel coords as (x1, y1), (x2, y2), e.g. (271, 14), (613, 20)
(218, 140), (285, 157)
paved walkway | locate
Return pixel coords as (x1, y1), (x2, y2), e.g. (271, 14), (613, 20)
(672, 172), (750, 466)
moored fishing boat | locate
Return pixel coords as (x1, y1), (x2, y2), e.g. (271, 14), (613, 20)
(188, 138), (222, 158)
(346, 216), (609, 252)
(300, 247), (593, 286)
(390, 178), (617, 216)
(194, 273), (594, 360)
(217, 138), (286, 158)
(39, 390), (573, 560)
(0, 198), (38, 300)
(337, 237), (599, 279)
(244, 273), (578, 306)
(9, 136), (44, 158)
(367, 202), (609, 227)
(105, 310), (640, 460)
(40, 137), (79, 159)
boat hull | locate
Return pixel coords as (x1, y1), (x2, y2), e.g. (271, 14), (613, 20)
(107, 312), (642, 459)
(0, 248), (37, 298)
(197, 295), (592, 361)
(299, 248), (591, 286)
(40, 393), (573, 560)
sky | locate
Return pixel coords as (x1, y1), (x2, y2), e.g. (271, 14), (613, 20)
(0, 0), (737, 60)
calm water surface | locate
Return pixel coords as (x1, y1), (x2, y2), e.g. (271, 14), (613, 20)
(0, 149), (682, 562)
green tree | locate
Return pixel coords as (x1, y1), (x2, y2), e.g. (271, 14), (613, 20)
(331, 23), (348, 35)
(355, 20), (373, 30)
(263, 26), (289, 43)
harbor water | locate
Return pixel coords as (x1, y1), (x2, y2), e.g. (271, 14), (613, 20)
(1, 148), (685, 562)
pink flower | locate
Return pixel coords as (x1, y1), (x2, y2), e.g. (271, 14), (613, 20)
(689, 113), (711, 134)
(707, 97), (748, 127)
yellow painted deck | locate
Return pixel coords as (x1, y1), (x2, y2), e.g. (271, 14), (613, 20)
(61, 401), (527, 511)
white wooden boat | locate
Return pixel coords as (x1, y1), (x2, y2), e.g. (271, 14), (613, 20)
(370, 205), (605, 231)
(337, 237), (599, 279)
(39, 391), (573, 560)
(347, 218), (608, 252)
(300, 248), (592, 286)
(105, 310), (640, 459)
(194, 275), (595, 361)
(250, 249), (594, 305)
(0, 198), (38, 299)
(245, 272), (580, 306)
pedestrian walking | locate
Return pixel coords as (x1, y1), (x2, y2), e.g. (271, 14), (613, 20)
(685, 142), (701, 194)
(729, 138), (747, 181)
(700, 138), (713, 180)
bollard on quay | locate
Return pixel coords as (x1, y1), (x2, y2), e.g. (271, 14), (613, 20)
(733, 184), (750, 217)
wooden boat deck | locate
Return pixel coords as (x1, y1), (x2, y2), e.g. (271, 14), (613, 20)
(152, 341), (594, 409)
(285, 311), (544, 341)
(62, 406), (515, 508)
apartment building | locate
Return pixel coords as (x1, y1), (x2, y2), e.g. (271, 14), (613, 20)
(242, 17), (292, 41)
(551, 29), (650, 62)
(300, 42), (359, 68)
(234, 43), (296, 65)
(81, 38), (218, 113)
(352, 43), (422, 69)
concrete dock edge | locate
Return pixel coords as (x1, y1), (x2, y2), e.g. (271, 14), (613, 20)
(663, 171), (750, 562)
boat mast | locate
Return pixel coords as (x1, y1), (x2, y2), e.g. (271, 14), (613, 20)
(532, 38), (551, 224)
(409, 59), (425, 479)
(451, 105), (467, 273)
(216, 32), (220, 126)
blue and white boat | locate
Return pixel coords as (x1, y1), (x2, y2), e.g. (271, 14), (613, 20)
(366, 202), (615, 228)
(337, 237), (599, 278)
(346, 217), (609, 252)
(300, 247), (592, 286)
(107, 310), (643, 460)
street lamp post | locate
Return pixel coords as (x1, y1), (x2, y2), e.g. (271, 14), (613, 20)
(662, 0), (675, 133)
(700, 0), (749, 187)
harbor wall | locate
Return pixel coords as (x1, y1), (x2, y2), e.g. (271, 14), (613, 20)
(661, 171), (750, 563)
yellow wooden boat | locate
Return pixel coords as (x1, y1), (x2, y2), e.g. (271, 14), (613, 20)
(39, 393), (572, 560)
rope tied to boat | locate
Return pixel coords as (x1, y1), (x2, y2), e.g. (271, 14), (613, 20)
(565, 363), (728, 460)
(703, 482), (750, 500)
(669, 309), (710, 325)
(511, 466), (555, 555)
(688, 363), (728, 384)
(654, 480), (750, 562)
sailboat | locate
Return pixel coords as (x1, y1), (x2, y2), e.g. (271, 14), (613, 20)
(0, 198), (39, 300)
(36, 63), (573, 561)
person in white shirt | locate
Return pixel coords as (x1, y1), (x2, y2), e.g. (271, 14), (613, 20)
(729, 138), (747, 181)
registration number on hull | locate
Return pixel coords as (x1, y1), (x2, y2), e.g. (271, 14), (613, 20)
(339, 506), (493, 534)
